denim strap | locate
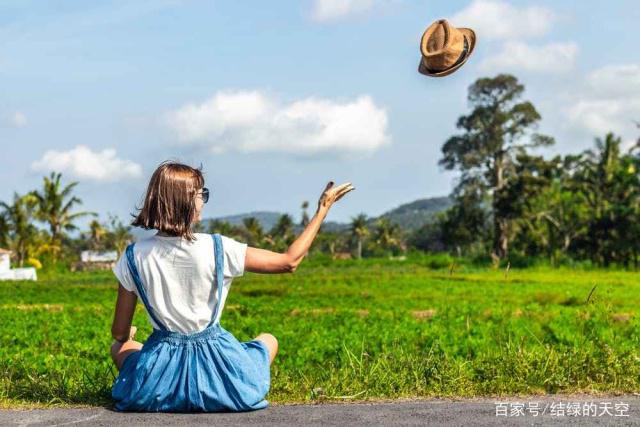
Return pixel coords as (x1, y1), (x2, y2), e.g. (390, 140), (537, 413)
(205, 233), (225, 327)
(125, 243), (169, 332)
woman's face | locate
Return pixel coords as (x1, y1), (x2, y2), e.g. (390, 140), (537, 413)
(194, 188), (205, 222)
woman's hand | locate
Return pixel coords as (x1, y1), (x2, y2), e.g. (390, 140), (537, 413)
(245, 180), (355, 274)
(317, 181), (355, 213)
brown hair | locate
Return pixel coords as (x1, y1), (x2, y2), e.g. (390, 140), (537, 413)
(132, 161), (205, 241)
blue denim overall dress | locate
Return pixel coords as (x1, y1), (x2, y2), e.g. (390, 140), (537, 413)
(112, 233), (271, 412)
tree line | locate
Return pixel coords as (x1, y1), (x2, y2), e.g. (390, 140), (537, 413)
(0, 176), (405, 269)
(203, 211), (405, 260)
(412, 74), (640, 268)
(0, 172), (132, 268)
(1, 73), (638, 269)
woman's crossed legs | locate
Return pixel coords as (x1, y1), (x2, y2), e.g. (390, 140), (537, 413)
(255, 332), (278, 365)
(110, 326), (142, 371)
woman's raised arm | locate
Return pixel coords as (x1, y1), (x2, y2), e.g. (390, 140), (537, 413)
(244, 181), (354, 274)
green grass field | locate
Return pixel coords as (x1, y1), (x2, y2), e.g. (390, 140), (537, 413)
(1, 256), (639, 408)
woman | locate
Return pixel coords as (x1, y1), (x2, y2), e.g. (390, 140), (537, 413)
(109, 161), (354, 412)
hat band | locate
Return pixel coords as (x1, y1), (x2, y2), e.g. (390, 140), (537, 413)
(423, 35), (469, 73)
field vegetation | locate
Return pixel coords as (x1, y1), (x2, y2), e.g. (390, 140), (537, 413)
(2, 255), (638, 407)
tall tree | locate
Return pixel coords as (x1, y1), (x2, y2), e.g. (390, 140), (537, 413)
(31, 172), (95, 247)
(439, 74), (554, 261)
(349, 213), (369, 259)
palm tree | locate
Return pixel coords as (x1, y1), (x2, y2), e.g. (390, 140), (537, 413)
(373, 217), (403, 256)
(349, 213), (369, 259)
(571, 133), (640, 266)
(31, 172), (95, 245)
(269, 214), (295, 250)
(0, 193), (39, 266)
(0, 212), (9, 249)
(88, 219), (107, 250)
(242, 217), (264, 246)
(207, 220), (244, 240)
(300, 201), (310, 227)
(106, 215), (133, 256)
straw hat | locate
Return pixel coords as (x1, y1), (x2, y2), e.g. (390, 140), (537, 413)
(418, 19), (476, 77)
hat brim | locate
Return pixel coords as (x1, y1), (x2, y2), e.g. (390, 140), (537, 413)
(418, 28), (476, 77)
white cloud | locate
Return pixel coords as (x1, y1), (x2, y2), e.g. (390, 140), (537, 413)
(310, 0), (381, 22)
(166, 91), (391, 156)
(31, 145), (143, 182)
(451, 0), (555, 40)
(10, 111), (28, 127)
(565, 64), (640, 145)
(479, 41), (578, 74)
(583, 64), (640, 98)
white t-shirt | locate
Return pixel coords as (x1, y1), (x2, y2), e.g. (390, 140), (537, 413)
(112, 232), (248, 334)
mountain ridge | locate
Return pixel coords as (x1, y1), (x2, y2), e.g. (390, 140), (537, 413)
(205, 196), (452, 233)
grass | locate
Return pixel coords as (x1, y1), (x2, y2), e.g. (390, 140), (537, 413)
(1, 256), (639, 408)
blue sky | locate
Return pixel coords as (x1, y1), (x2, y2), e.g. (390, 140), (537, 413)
(2, 0), (639, 226)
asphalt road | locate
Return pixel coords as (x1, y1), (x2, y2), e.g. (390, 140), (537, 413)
(2, 396), (639, 426)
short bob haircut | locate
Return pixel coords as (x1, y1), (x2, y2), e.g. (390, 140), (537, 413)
(132, 161), (205, 241)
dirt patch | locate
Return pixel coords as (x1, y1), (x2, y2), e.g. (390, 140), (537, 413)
(612, 313), (633, 323)
(3, 304), (64, 312)
(289, 307), (336, 316)
(411, 309), (437, 320)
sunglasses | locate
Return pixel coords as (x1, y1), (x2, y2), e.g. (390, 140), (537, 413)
(200, 187), (210, 204)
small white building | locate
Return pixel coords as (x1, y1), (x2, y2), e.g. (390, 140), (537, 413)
(81, 251), (117, 263)
(0, 249), (9, 272)
(0, 249), (37, 281)
(72, 250), (117, 271)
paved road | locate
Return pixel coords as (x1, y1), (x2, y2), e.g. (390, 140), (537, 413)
(2, 396), (639, 426)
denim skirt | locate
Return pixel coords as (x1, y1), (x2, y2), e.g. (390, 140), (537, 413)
(112, 323), (271, 412)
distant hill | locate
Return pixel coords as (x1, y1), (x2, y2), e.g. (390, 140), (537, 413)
(205, 196), (452, 234)
(206, 210), (348, 234)
(209, 211), (284, 231)
(375, 196), (453, 231)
